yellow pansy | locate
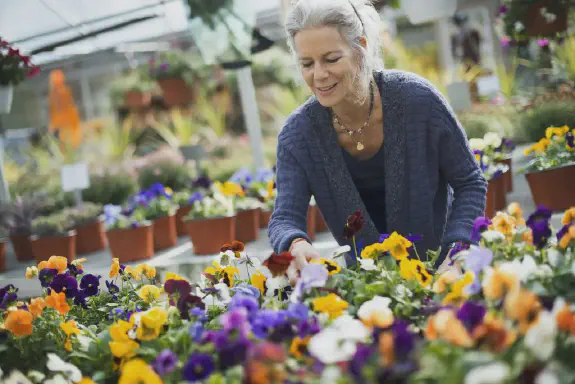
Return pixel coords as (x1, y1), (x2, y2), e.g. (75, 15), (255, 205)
(558, 225), (575, 248)
(133, 308), (168, 341)
(312, 293), (349, 319)
(399, 258), (431, 287)
(562, 208), (575, 226)
(124, 266), (141, 280)
(310, 258), (341, 275)
(215, 181), (245, 197)
(165, 272), (186, 281)
(118, 359), (163, 384)
(78, 378), (96, 384)
(290, 336), (311, 358)
(442, 271), (475, 304)
(380, 232), (412, 260)
(71, 258), (87, 268)
(250, 271), (267, 295)
(204, 262), (239, 287)
(135, 264), (156, 279)
(491, 212), (516, 236)
(109, 258), (120, 278)
(109, 321), (139, 359)
(545, 125), (570, 139)
(38, 256), (68, 274)
(61, 320), (81, 352)
(137, 285), (161, 303)
(25, 266), (38, 279)
(360, 243), (386, 259)
(524, 138), (551, 155)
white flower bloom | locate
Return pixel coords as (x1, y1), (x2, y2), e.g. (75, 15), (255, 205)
(547, 248), (562, 268)
(357, 296), (393, 327)
(525, 311), (557, 361)
(514, 21), (524, 31)
(331, 245), (351, 260)
(395, 284), (413, 299)
(330, 314), (370, 341)
(44, 374), (71, 384)
(2, 370), (33, 384)
(320, 366), (342, 384)
(483, 132), (502, 148)
(46, 353), (82, 383)
(481, 230), (505, 243)
(359, 258), (377, 271)
(308, 315), (370, 364)
(76, 335), (93, 353)
(202, 283), (231, 307)
(464, 362), (510, 384)
(469, 138), (486, 151)
(534, 265), (553, 279)
(264, 275), (290, 298)
(535, 368), (559, 384)
(502, 255), (537, 282)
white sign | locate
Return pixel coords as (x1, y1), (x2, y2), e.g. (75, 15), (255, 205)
(477, 75), (501, 97)
(401, 0), (457, 24)
(61, 163), (90, 192)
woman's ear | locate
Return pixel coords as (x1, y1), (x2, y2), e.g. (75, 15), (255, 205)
(359, 36), (368, 49)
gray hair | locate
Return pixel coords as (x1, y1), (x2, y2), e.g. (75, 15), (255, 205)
(285, 0), (384, 103)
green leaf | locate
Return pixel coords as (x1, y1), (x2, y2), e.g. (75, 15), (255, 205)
(92, 371), (107, 382)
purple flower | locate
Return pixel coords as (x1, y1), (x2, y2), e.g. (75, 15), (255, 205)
(0, 284), (18, 309)
(464, 247), (494, 295)
(109, 308), (127, 321)
(217, 338), (251, 370)
(499, 5), (507, 14)
(67, 263), (83, 277)
(448, 242), (471, 260)
(538, 39), (549, 47)
(79, 274), (100, 297)
(106, 280), (119, 295)
(159, 63), (169, 72)
(457, 301), (486, 332)
(188, 192), (203, 206)
(220, 307), (250, 337)
(391, 321), (414, 359)
(470, 217), (492, 242)
(74, 290), (88, 307)
(152, 349), (178, 376)
(177, 294), (205, 320)
(526, 206), (552, 248)
(39, 268), (58, 288)
(189, 321), (204, 342)
(250, 310), (288, 339)
(202, 330), (229, 349)
(557, 224), (570, 242)
(231, 283), (260, 298)
(164, 279), (191, 298)
(291, 264), (329, 302)
(287, 302), (309, 321)
(379, 233), (422, 243)
(50, 274), (78, 299)
(190, 307), (207, 322)
(254, 168), (274, 183)
(298, 316), (321, 338)
(350, 344), (374, 381)
(229, 167), (253, 187)
(229, 294), (259, 315)
(182, 352), (215, 382)
(567, 132), (574, 149)
(500, 37), (511, 47)
(192, 176), (212, 190)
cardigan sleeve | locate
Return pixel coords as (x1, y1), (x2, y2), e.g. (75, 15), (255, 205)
(429, 93), (488, 245)
(267, 133), (312, 253)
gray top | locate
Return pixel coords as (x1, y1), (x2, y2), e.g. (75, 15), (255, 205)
(268, 70), (487, 265)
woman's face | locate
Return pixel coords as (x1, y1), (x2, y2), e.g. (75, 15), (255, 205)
(294, 26), (358, 108)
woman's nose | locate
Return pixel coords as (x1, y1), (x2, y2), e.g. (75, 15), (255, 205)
(313, 63), (329, 82)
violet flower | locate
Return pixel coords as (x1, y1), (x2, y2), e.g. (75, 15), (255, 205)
(350, 344), (374, 381)
(470, 217), (492, 243)
(291, 264), (329, 303)
(50, 274), (78, 299)
(391, 321), (415, 359)
(182, 352), (215, 382)
(67, 263), (83, 277)
(217, 338), (251, 370)
(463, 246), (494, 295)
(106, 280), (119, 295)
(228, 294), (259, 316)
(298, 316), (321, 338)
(79, 274), (100, 297)
(526, 205), (552, 248)
(457, 301), (486, 333)
(152, 349), (178, 377)
(286, 302), (309, 321)
(189, 321), (204, 342)
(231, 283), (260, 298)
(39, 268), (58, 288)
(557, 224), (570, 242)
(0, 284), (18, 309)
(220, 307), (251, 338)
(177, 293), (205, 320)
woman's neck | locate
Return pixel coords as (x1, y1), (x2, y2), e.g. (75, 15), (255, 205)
(330, 86), (378, 129)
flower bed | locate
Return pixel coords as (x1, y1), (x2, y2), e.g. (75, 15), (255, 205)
(2, 204), (575, 383)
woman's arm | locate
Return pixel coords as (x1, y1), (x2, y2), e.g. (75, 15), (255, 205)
(430, 93), (488, 246)
(268, 138), (313, 253)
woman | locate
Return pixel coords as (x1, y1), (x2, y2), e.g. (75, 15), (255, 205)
(268, 0), (487, 270)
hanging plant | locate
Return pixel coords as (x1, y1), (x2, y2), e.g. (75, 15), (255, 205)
(500, 0), (571, 40)
(186, 0), (234, 29)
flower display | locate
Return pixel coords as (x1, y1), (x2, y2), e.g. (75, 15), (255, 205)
(522, 125), (575, 172)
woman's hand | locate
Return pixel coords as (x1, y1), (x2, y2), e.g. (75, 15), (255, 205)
(286, 239), (321, 284)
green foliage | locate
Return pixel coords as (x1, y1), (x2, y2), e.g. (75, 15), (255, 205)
(457, 105), (519, 140)
(147, 51), (200, 83)
(83, 172), (138, 206)
(521, 102), (575, 142)
(134, 196), (178, 221)
(0, 38), (39, 86)
(138, 162), (193, 191)
(65, 202), (103, 228)
(555, 35), (575, 83)
(109, 71), (157, 106)
(31, 212), (73, 237)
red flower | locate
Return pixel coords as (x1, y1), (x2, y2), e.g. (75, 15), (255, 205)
(27, 66), (40, 78)
(343, 210), (364, 239)
(220, 241), (245, 253)
(263, 252), (295, 277)
(7, 47), (20, 57)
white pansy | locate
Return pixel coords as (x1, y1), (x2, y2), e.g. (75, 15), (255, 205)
(320, 366), (342, 384)
(330, 314), (370, 341)
(308, 315), (370, 364)
(46, 353), (82, 383)
(525, 310), (557, 361)
(2, 370), (33, 384)
(464, 362), (510, 384)
(483, 132), (502, 148)
(535, 368), (559, 384)
(28, 371), (46, 383)
(44, 374), (71, 384)
(469, 138), (486, 151)
(481, 230), (505, 243)
(359, 258), (377, 271)
(331, 245), (351, 260)
(357, 296), (393, 324)
(202, 283), (232, 308)
(395, 284), (413, 299)
(547, 248), (562, 267)
(264, 275), (290, 298)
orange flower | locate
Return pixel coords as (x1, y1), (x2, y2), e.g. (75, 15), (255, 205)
(289, 336), (311, 358)
(27, 297), (46, 318)
(45, 290), (70, 315)
(562, 208), (575, 226)
(472, 313), (516, 353)
(556, 304), (575, 335)
(492, 212), (516, 236)
(379, 332), (395, 367)
(4, 309), (34, 337)
(522, 229), (534, 245)
(504, 288), (541, 334)
(38, 256), (68, 274)
(263, 252), (295, 277)
(425, 310), (473, 348)
(482, 267), (519, 301)
(109, 258), (120, 278)
(559, 226), (575, 248)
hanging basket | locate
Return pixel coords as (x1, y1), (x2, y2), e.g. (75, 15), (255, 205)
(0, 85), (13, 114)
(158, 77), (195, 107)
(524, 2), (568, 37)
(124, 91), (151, 109)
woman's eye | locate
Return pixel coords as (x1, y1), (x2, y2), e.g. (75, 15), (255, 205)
(326, 57), (341, 64)
(301, 62), (313, 68)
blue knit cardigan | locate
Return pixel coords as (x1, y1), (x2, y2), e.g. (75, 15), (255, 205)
(268, 70), (487, 265)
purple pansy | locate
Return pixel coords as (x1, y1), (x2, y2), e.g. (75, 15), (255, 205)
(152, 349), (178, 377)
(457, 301), (486, 332)
(50, 274), (78, 299)
(39, 268), (58, 288)
(106, 280), (119, 295)
(79, 274), (100, 297)
(229, 294), (259, 316)
(177, 293), (205, 320)
(464, 246), (494, 295)
(291, 264), (329, 303)
(220, 307), (251, 337)
(182, 352), (215, 382)
(470, 217), (492, 242)
(526, 205), (552, 248)
(231, 283), (260, 298)
(0, 284), (18, 309)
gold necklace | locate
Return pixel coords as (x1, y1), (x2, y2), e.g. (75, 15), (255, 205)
(331, 81), (375, 151)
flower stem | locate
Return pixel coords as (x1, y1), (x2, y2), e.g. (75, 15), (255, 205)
(353, 236), (359, 262)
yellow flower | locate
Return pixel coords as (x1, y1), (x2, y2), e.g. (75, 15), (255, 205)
(425, 309), (473, 348)
(124, 266), (141, 280)
(312, 293), (349, 319)
(165, 272), (186, 281)
(38, 256), (68, 274)
(137, 285), (161, 303)
(25, 266), (38, 279)
(545, 125), (570, 139)
(290, 336), (311, 358)
(61, 320), (81, 336)
(71, 258), (87, 268)
(135, 264), (156, 279)
(360, 243), (386, 259)
(442, 271), (475, 304)
(164, 187), (173, 196)
(399, 258), (431, 287)
(118, 358), (163, 384)
(204, 262), (239, 287)
(110, 258), (120, 278)
(507, 202), (522, 219)
(491, 212), (516, 236)
(4, 309), (33, 337)
(216, 181), (245, 197)
(524, 138), (551, 155)
(78, 379), (96, 384)
(482, 266), (519, 301)
(250, 271), (267, 295)
(109, 320), (139, 359)
(266, 180), (275, 199)
(132, 308), (168, 341)
(310, 258), (341, 275)
(562, 208), (575, 226)
(380, 232), (412, 260)
(432, 270), (459, 294)
(559, 226), (575, 248)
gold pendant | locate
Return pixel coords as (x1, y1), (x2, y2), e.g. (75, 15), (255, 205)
(357, 142), (365, 151)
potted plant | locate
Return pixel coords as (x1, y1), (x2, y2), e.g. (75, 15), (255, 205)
(0, 228), (6, 272)
(500, 0), (570, 40)
(30, 212), (76, 263)
(148, 51), (198, 106)
(234, 196), (264, 243)
(183, 189), (236, 255)
(65, 202), (106, 255)
(131, 184), (179, 251)
(104, 205), (154, 263)
(0, 198), (41, 261)
(470, 144), (509, 218)
(110, 72), (157, 109)
(521, 125), (575, 211)
(0, 37), (40, 113)
(173, 190), (204, 236)
(471, 133), (515, 192)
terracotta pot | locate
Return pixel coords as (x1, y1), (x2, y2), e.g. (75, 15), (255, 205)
(496, 157), (513, 193)
(31, 231), (77, 263)
(485, 175), (506, 218)
(158, 77), (194, 106)
(526, 164), (575, 212)
(176, 206), (192, 236)
(9, 234), (34, 261)
(525, 2), (568, 37)
(494, 170), (507, 211)
(153, 215), (178, 251)
(124, 91), (151, 109)
(76, 219), (107, 254)
(236, 208), (261, 243)
(260, 210), (272, 229)
(0, 241), (5, 272)
(107, 225), (154, 263)
(307, 205), (317, 241)
(185, 216), (236, 255)
(316, 209), (329, 233)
